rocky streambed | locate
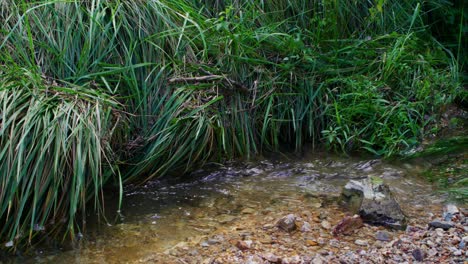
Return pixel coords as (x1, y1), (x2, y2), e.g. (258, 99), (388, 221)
(11, 153), (467, 264)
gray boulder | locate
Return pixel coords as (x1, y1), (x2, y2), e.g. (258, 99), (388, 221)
(342, 177), (407, 229)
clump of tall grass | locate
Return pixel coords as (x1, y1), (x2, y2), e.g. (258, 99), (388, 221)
(0, 0), (463, 249)
(0, 65), (121, 248)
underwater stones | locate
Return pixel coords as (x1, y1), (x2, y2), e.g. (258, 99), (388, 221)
(276, 214), (296, 232)
(332, 215), (363, 236)
(342, 177), (407, 229)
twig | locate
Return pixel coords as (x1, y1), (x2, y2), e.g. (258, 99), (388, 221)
(168, 74), (249, 94)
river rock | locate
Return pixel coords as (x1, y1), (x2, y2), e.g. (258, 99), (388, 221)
(375, 230), (392, 241)
(277, 214), (296, 232)
(332, 215), (363, 236)
(341, 177), (407, 229)
(428, 219), (454, 230)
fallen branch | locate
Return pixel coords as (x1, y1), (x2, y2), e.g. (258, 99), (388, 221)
(169, 74), (249, 94)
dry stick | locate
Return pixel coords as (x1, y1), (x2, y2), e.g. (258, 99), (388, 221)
(168, 75), (249, 94)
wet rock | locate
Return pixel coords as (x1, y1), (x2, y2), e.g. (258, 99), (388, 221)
(277, 214), (296, 232)
(412, 248), (424, 261)
(332, 215), (363, 236)
(236, 240), (252, 250)
(428, 219), (454, 230)
(375, 230), (392, 241)
(300, 221), (312, 232)
(320, 220), (331, 230)
(342, 177), (407, 229)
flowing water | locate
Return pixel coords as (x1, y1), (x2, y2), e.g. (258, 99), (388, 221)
(11, 152), (449, 263)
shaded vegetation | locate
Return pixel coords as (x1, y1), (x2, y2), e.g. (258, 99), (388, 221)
(0, 0), (464, 249)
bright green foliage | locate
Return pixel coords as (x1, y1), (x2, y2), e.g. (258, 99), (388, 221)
(0, 0), (463, 248)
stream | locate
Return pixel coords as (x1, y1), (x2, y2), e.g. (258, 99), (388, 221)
(9, 152), (459, 263)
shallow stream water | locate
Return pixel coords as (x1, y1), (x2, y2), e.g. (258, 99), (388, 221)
(16, 152), (449, 263)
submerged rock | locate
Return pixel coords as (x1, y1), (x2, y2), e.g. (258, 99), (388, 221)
(277, 214), (296, 232)
(332, 215), (363, 236)
(341, 177), (407, 229)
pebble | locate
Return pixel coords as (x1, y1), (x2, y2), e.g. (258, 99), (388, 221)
(428, 219), (454, 230)
(412, 248), (424, 261)
(354, 239), (368, 246)
(320, 220), (331, 230)
(311, 254), (326, 264)
(218, 214), (237, 224)
(375, 230), (392, 241)
(263, 252), (279, 262)
(236, 240), (253, 250)
(300, 221), (312, 232)
(242, 208), (256, 214)
(277, 214), (296, 232)
(306, 240), (318, 247)
(445, 204), (459, 215)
